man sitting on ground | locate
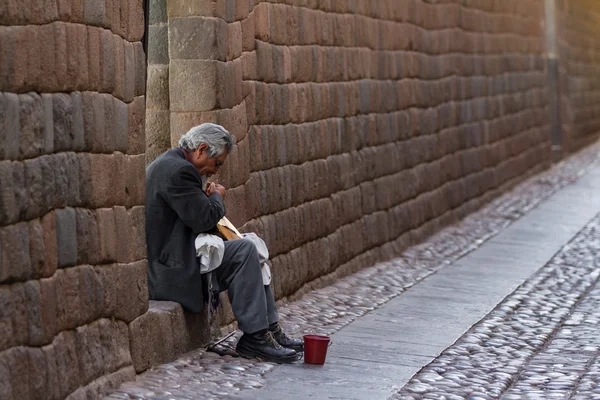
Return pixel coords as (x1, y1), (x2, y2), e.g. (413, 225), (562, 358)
(145, 123), (303, 363)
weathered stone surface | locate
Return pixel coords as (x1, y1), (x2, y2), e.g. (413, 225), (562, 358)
(55, 267), (81, 331)
(1, 93), (21, 161)
(52, 93), (73, 152)
(78, 264), (104, 324)
(169, 17), (228, 61)
(147, 25), (169, 65)
(55, 207), (78, 268)
(0, 222), (31, 282)
(18, 92), (44, 159)
(127, 95), (146, 155)
(169, 59), (218, 112)
(167, 0), (214, 17)
(54, 330), (81, 398)
(146, 65), (169, 111)
(114, 260), (149, 322)
(95, 208), (117, 263)
(75, 321), (104, 385)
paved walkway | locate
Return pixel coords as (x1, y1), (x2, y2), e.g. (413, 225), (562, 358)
(106, 144), (600, 400)
(234, 164), (600, 400)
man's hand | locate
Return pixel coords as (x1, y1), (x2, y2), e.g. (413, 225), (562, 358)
(207, 182), (226, 198)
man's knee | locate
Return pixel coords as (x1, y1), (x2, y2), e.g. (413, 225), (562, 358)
(237, 238), (260, 263)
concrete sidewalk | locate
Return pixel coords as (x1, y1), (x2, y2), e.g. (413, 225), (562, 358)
(231, 164), (600, 400)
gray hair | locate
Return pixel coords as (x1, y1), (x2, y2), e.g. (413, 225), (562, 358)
(178, 123), (234, 157)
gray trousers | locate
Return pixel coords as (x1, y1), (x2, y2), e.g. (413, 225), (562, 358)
(214, 238), (278, 333)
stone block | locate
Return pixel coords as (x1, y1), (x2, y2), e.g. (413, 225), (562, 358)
(115, 260), (149, 322)
(124, 154), (145, 207)
(89, 154), (115, 208)
(241, 10), (255, 51)
(0, 347), (30, 400)
(127, 96), (146, 155)
(51, 155), (79, 209)
(38, 275), (58, 341)
(123, 41), (136, 103)
(169, 17), (228, 61)
(75, 155), (92, 209)
(52, 93), (73, 152)
(256, 40), (274, 82)
(254, 2), (271, 41)
(55, 267), (81, 331)
(31, 24), (51, 91)
(113, 35), (125, 100)
(134, 42), (146, 96)
(82, 92), (106, 153)
(1, 93), (21, 161)
(145, 111), (170, 162)
(114, 97), (129, 153)
(28, 218), (46, 279)
(117, 0), (129, 38)
(97, 318), (131, 375)
(75, 321), (104, 385)
(4, 26), (27, 93)
(87, 27), (101, 90)
(99, 28), (116, 94)
(127, 0), (145, 41)
(129, 304), (176, 373)
(95, 207), (117, 263)
(75, 208), (99, 265)
(78, 265), (104, 323)
(0, 222), (31, 283)
(23, 158), (43, 220)
(27, 347), (50, 400)
(22, 280), (45, 346)
(55, 207), (78, 268)
(167, 0), (214, 17)
(18, 92), (45, 160)
(149, 0), (167, 24)
(38, 212), (59, 279)
(146, 65), (170, 111)
(147, 25), (168, 66)
(84, 0), (105, 25)
(66, 22), (88, 91)
(71, 92), (85, 151)
(170, 59), (219, 112)
(54, 330), (81, 397)
(0, 287), (16, 352)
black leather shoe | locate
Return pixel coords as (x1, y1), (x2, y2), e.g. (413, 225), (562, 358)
(269, 323), (304, 352)
(236, 330), (297, 363)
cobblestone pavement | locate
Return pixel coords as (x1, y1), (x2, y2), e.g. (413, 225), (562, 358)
(106, 145), (600, 400)
(392, 215), (600, 400)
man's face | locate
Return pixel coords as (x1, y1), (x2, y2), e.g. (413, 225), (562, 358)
(189, 144), (228, 177)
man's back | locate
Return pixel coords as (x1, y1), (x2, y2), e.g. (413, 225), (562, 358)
(145, 149), (226, 312)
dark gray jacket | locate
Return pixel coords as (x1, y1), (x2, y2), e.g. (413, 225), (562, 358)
(145, 149), (226, 312)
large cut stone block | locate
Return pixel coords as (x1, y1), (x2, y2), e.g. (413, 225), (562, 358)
(18, 93), (45, 160)
(147, 25), (169, 65)
(169, 17), (228, 61)
(128, 96), (146, 155)
(146, 65), (170, 111)
(169, 59), (218, 112)
(0, 222), (31, 283)
(167, 0), (214, 17)
(114, 260), (149, 322)
(55, 207), (78, 268)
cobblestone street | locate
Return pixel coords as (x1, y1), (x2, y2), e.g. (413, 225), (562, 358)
(106, 145), (600, 400)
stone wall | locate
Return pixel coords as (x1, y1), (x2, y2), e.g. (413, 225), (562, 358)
(556, 0), (600, 152)
(152, 0), (552, 313)
(0, 1), (147, 399)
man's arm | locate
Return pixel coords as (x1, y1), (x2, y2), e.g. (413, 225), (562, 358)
(164, 164), (226, 234)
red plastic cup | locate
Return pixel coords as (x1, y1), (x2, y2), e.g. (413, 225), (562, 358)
(303, 335), (331, 365)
